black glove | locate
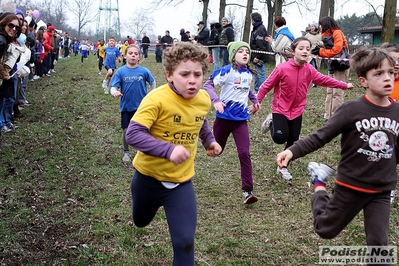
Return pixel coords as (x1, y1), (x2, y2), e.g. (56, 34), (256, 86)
(256, 59), (264, 67)
(311, 46), (320, 55)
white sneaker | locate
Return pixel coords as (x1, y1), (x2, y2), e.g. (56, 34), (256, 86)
(33, 75), (40, 80)
(102, 79), (109, 94)
(98, 71), (102, 75)
(51, 69), (56, 73)
(122, 152), (131, 162)
(308, 162), (335, 184)
(390, 189), (396, 204)
(261, 113), (273, 134)
(277, 166), (292, 180)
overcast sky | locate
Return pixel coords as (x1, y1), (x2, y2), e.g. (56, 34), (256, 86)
(116, 0), (386, 40)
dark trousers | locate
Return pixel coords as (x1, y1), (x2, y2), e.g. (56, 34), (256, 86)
(142, 47), (148, 58)
(64, 46), (69, 57)
(312, 184), (391, 246)
(98, 56), (103, 71)
(213, 118), (253, 191)
(131, 171), (196, 266)
(220, 47), (229, 66)
(270, 113), (302, 150)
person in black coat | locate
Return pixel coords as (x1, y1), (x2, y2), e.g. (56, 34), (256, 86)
(180, 28), (189, 42)
(141, 32), (150, 58)
(250, 12), (270, 93)
(194, 21), (209, 45)
(208, 21), (221, 70)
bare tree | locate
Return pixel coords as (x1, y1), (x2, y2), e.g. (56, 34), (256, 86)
(201, 0), (210, 25)
(219, 0), (226, 21)
(65, 0), (97, 40)
(34, 0), (67, 28)
(381, 0), (397, 43)
(242, 0), (254, 42)
(121, 8), (155, 41)
(225, 6), (244, 40)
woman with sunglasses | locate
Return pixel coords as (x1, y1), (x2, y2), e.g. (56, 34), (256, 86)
(0, 13), (22, 82)
(0, 13), (22, 143)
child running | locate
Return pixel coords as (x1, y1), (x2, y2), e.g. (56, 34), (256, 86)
(102, 37), (122, 94)
(125, 42), (222, 265)
(72, 39), (79, 58)
(257, 37), (353, 180)
(79, 39), (88, 64)
(97, 39), (105, 75)
(110, 44), (156, 162)
(276, 46), (397, 250)
(203, 41), (261, 204)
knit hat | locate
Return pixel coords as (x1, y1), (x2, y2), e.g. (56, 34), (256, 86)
(15, 8), (24, 20)
(227, 41), (251, 63)
(311, 21), (319, 28)
(251, 12), (262, 22)
(48, 25), (55, 31)
(221, 17), (228, 22)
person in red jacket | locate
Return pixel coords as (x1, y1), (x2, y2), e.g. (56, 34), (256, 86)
(42, 25), (54, 76)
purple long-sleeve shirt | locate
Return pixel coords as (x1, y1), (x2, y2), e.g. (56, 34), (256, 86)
(125, 82), (216, 161)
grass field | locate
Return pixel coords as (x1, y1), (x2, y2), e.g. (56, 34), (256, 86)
(0, 52), (398, 265)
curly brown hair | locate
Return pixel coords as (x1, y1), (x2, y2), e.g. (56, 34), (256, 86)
(163, 42), (209, 75)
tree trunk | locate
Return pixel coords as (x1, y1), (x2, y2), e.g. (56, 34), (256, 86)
(274, 0), (282, 16)
(242, 0), (254, 42)
(266, 0), (274, 36)
(202, 0), (209, 24)
(219, 0), (226, 22)
(329, 0), (334, 18)
(381, 0), (397, 43)
(319, 0), (330, 20)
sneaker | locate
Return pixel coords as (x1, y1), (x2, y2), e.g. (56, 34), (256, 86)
(51, 69), (56, 73)
(102, 79), (108, 92)
(390, 189), (396, 204)
(1, 125), (11, 133)
(45, 73), (51, 77)
(308, 162), (335, 185)
(98, 71), (102, 75)
(122, 152), (131, 162)
(261, 113), (273, 134)
(243, 191), (258, 205)
(277, 166), (292, 180)
(33, 75), (40, 80)
(6, 123), (19, 131)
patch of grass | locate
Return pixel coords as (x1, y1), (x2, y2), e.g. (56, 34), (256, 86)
(0, 53), (398, 265)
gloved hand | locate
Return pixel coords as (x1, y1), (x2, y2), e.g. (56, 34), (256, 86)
(311, 46), (320, 55)
(256, 59), (264, 67)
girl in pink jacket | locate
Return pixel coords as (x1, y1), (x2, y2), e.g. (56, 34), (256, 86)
(256, 37), (353, 180)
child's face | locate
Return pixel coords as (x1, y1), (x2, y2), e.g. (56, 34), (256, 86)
(166, 60), (204, 99)
(361, 58), (395, 98)
(234, 47), (250, 65)
(389, 51), (399, 78)
(293, 40), (311, 63)
(108, 39), (116, 47)
(125, 47), (140, 66)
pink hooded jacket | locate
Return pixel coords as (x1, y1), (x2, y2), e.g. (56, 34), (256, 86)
(257, 59), (349, 120)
